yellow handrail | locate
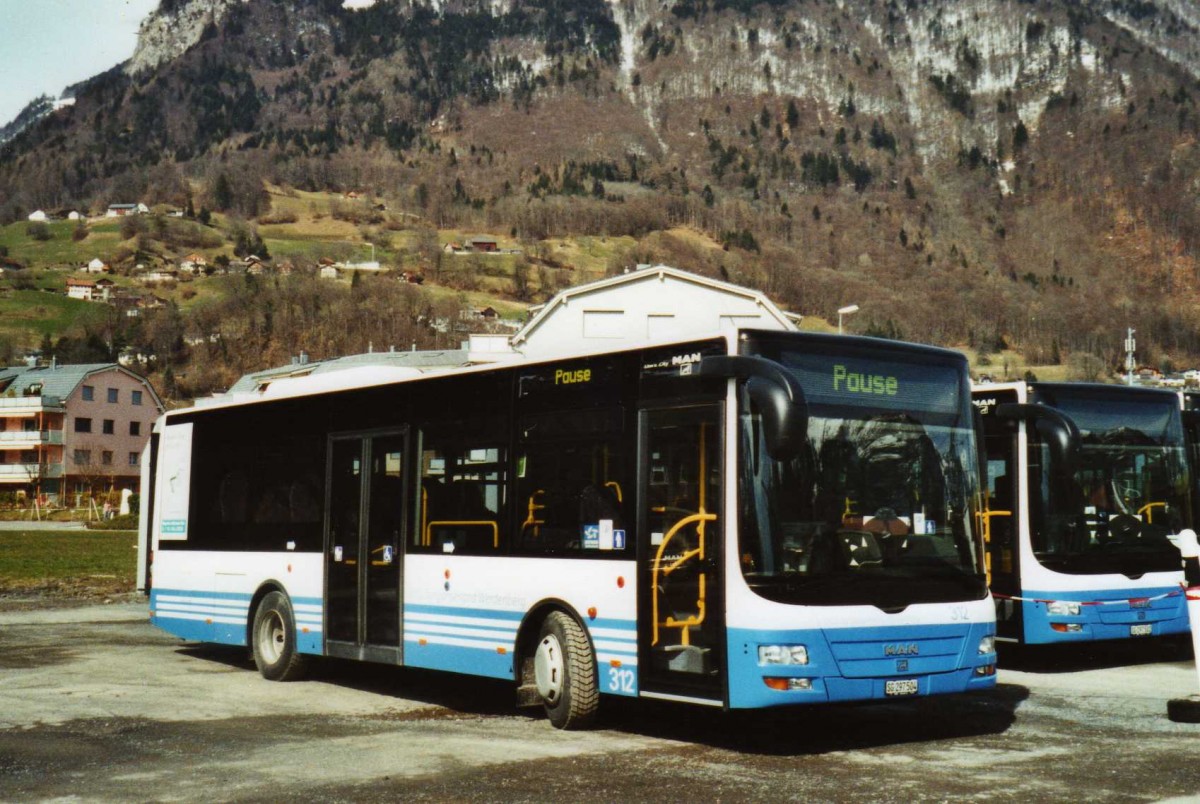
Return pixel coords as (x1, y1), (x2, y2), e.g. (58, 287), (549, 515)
(975, 508), (1011, 585)
(605, 481), (623, 503)
(651, 511), (716, 646)
(421, 487), (428, 545)
(1137, 501), (1166, 524)
(522, 490), (546, 538)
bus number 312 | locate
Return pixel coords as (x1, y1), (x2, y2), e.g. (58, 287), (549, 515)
(608, 667), (636, 693)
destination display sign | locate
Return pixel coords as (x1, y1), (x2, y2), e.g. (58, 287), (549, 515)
(779, 349), (965, 418)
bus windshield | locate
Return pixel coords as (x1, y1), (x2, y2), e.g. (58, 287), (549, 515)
(1029, 387), (1188, 576)
(737, 338), (986, 608)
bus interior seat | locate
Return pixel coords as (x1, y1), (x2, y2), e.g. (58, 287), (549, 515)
(807, 531), (850, 574)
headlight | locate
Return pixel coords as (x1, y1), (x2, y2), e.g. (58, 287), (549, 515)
(1047, 601), (1081, 616)
(758, 645), (809, 665)
(978, 636), (995, 655)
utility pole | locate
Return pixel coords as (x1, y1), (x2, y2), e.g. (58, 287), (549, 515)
(1124, 328), (1136, 386)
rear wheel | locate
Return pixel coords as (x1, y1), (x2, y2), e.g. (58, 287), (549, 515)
(252, 591), (309, 682)
(534, 611), (598, 729)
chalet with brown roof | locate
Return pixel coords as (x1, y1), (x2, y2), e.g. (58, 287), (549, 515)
(467, 236), (499, 252)
(180, 254), (208, 275)
(66, 278), (96, 301)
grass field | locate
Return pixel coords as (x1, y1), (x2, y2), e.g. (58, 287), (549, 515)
(0, 529), (137, 597)
(0, 289), (111, 344)
(0, 220), (125, 266)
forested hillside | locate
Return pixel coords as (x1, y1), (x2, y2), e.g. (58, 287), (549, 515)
(3, 0), (1200, 385)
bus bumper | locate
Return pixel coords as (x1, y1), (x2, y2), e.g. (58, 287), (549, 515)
(1020, 586), (1190, 644)
(726, 622), (997, 709)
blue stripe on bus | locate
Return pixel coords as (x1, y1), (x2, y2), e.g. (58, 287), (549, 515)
(1019, 585), (1190, 644)
(150, 588), (324, 653)
(402, 603), (638, 692)
(403, 634), (514, 679)
(726, 621), (997, 709)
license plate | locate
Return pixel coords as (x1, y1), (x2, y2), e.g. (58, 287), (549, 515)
(885, 679), (918, 696)
(1131, 624), (1152, 637)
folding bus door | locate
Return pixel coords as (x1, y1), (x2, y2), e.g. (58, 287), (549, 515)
(638, 404), (725, 703)
(326, 429), (408, 663)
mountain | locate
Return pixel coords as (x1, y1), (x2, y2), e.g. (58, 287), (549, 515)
(3, 0), (1200, 371)
(0, 95), (58, 146)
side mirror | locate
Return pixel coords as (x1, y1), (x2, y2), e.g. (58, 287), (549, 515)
(700, 355), (808, 460)
(995, 402), (1081, 476)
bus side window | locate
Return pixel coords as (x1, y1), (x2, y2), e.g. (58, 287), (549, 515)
(415, 435), (507, 554)
(517, 439), (630, 556)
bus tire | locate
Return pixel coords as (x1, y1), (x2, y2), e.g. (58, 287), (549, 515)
(533, 611), (599, 730)
(252, 591), (309, 682)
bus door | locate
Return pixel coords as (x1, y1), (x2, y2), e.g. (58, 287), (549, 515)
(978, 391), (1022, 641)
(326, 429), (408, 663)
(638, 405), (725, 702)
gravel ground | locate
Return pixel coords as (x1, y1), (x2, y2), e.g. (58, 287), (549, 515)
(1, 601), (1199, 803)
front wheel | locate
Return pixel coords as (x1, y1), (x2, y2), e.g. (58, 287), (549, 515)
(252, 591), (309, 682)
(533, 611), (599, 729)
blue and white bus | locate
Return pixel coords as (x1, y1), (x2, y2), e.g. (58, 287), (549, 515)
(974, 382), (1191, 645)
(139, 330), (996, 728)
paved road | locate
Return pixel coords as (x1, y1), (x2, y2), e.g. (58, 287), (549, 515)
(1, 602), (1199, 802)
(0, 520), (87, 530)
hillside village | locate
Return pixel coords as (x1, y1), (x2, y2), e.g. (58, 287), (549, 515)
(7, 187), (1200, 397)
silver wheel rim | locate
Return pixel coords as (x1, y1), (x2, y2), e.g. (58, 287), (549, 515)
(534, 633), (564, 704)
(258, 610), (285, 665)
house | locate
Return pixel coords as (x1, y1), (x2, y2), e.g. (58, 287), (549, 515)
(67, 211), (83, 221)
(342, 260), (383, 273)
(509, 264), (801, 358)
(65, 278), (97, 301)
(27, 210), (48, 222)
(180, 254), (208, 274)
(94, 278), (115, 301)
(117, 347), (157, 368)
(466, 236), (499, 253)
(84, 258), (109, 274)
(277, 260), (295, 276)
(142, 268), (178, 284)
(319, 265), (341, 280)
(105, 203), (149, 217)
(0, 362), (164, 505)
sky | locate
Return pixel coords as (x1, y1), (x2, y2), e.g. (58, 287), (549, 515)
(0, 0), (160, 127)
(0, 0), (382, 127)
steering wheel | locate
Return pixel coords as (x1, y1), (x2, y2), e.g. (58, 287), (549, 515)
(1107, 513), (1141, 542)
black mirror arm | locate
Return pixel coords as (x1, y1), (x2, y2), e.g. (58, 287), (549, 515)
(699, 355), (808, 459)
(994, 402), (1081, 473)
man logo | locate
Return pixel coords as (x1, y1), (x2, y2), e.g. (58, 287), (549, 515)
(884, 643), (919, 656)
(896, 659), (909, 672)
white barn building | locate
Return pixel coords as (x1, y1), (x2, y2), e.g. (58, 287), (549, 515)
(509, 264), (800, 358)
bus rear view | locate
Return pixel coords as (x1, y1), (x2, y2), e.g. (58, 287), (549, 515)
(975, 382), (1191, 644)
